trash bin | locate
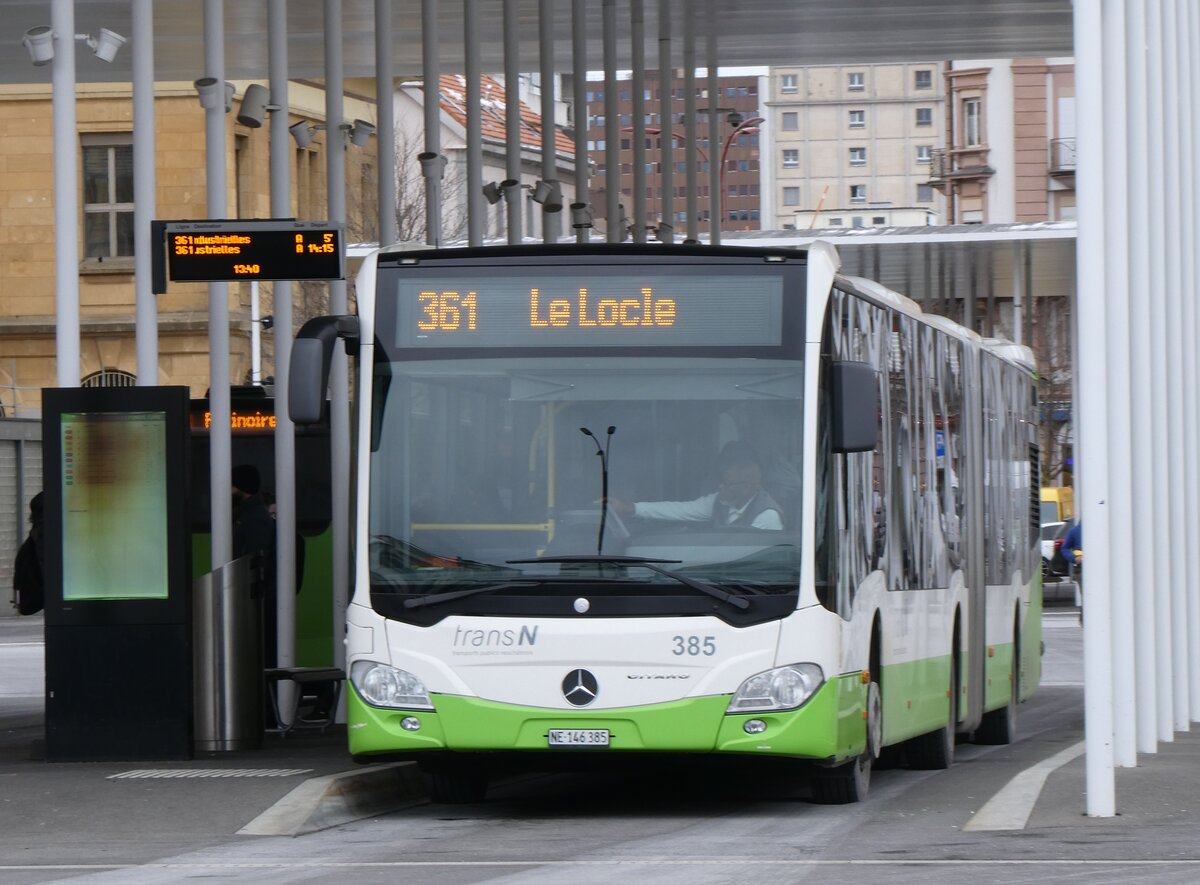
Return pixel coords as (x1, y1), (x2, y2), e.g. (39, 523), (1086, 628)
(193, 554), (264, 751)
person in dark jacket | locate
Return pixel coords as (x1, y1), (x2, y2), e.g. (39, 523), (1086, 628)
(232, 465), (279, 665)
(11, 492), (44, 615)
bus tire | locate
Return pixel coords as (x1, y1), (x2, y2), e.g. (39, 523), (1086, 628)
(811, 661), (881, 804)
(976, 614), (1020, 745)
(905, 638), (958, 770)
(423, 765), (489, 804)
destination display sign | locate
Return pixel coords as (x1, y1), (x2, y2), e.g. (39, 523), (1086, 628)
(391, 270), (785, 348)
(165, 220), (344, 283)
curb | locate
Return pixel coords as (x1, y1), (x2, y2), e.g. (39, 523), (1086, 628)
(238, 760), (428, 836)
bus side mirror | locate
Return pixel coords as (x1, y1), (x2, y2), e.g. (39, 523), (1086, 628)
(831, 360), (878, 453)
(289, 315), (359, 425)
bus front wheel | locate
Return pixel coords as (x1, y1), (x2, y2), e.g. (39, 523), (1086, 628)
(810, 678), (880, 804)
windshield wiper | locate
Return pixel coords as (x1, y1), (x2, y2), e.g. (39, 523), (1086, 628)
(507, 555), (751, 611)
(401, 581), (540, 610)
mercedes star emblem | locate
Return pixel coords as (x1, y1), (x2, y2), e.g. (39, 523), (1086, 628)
(562, 668), (599, 706)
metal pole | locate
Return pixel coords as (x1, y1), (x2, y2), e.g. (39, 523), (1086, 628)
(571, 0), (589, 244)
(504, 0), (522, 244)
(603, 0), (620, 242)
(683, 16), (698, 242)
(466, 0), (483, 245)
(1075, 0), (1116, 817)
(706, 21), (720, 245)
(1146, 0), (1175, 744)
(1101, 0), (1136, 769)
(1188, 0), (1200, 725)
(250, 282), (261, 384)
(376, 0), (397, 247)
(325, 0), (351, 686)
(540, 0), (559, 244)
(1124, 0), (1156, 754)
(51, 0), (79, 388)
(132, 0), (157, 385)
(422, 0), (442, 247)
(204, 0), (233, 568)
(658, 0), (674, 243)
(1011, 244), (1022, 345)
(268, 0), (297, 711)
(626, 0), (645, 243)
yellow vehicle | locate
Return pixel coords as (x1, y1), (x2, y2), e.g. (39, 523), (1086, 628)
(1040, 487), (1075, 524)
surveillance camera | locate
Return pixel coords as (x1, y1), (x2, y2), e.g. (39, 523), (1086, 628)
(91, 27), (126, 63)
(22, 26), (54, 66)
(237, 84), (269, 127)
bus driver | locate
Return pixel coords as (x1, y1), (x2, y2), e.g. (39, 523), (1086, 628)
(608, 442), (784, 530)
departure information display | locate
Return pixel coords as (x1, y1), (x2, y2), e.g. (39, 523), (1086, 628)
(165, 220), (344, 283)
(391, 271), (785, 348)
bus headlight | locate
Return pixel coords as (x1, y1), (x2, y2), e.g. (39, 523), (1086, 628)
(727, 664), (824, 713)
(350, 660), (435, 710)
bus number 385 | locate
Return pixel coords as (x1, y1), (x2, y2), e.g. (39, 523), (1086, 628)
(672, 635), (716, 656)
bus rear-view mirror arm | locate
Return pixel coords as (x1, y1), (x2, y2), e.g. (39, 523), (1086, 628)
(289, 314), (360, 425)
(831, 360), (878, 453)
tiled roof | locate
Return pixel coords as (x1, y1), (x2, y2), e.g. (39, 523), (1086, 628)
(433, 74), (576, 156)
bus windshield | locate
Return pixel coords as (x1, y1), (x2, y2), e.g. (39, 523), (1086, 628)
(367, 354), (803, 623)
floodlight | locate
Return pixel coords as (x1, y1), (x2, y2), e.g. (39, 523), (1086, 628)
(500, 179), (521, 203)
(482, 182), (503, 205)
(289, 120), (315, 147)
(418, 151), (447, 178)
(532, 179), (563, 212)
(237, 83), (270, 128)
(22, 26), (54, 66)
(90, 27), (126, 63)
(570, 202), (594, 229)
(223, 82), (235, 113)
(194, 77), (222, 110)
(350, 119), (376, 147)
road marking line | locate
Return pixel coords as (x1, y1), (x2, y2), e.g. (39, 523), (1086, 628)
(964, 740), (1085, 831)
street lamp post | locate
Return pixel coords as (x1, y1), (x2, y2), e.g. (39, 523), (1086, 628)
(719, 116), (764, 227)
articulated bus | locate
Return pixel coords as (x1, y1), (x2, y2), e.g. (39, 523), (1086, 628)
(289, 243), (1041, 804)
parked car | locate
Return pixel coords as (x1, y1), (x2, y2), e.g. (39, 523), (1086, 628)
(1042, 518), (1074, 579)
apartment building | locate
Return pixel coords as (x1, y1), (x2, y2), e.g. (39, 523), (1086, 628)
(768, 63), (945, 230)
(586, 72), (763, 236)
(929, 58), (1076, 223)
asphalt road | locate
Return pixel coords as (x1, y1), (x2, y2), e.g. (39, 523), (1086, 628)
(6, 608), (1200, 885)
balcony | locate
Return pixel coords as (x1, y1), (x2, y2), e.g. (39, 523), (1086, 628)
(1049, 137), (1076, 176)
(927, 147), (993, 189)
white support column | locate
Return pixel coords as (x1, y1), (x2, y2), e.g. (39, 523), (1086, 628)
(51, 0), (79, 388)
(132, 0), (157, 385)
(657, 0), (674, 243)
(325, 0), (351, 689)
(1179, 0), (1200, 724)
(1101, 0), (1135, 769)
(1074, 0), (1116, 817)
(204, 0), (233, 568)
(630, 0), (646, 244)
(683, 16), (698, 243)
(1162, 0), (1190, 732)
(1145, 0), (1176, 745)
(1125, 0), (1158, 755)
(602, 0), (620, 242)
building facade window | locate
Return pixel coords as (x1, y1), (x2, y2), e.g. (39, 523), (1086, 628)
(847, 71), (865, 91)
(914, 69), (933, 90)
(780, 73), (798, 93)
(849, 109), (865, 129)
(916, 144), (932, 164)
(81, 134), (134, 260)
(917, 183), (934, 202)
(782, 148), (800, 168)
(850, 184), (866, 203)
(782, 111), (799, 131)
(915, 107), (933, 127)
(963, 98), (983, 145)
(849, 147), (866, 166)
(81, 369), (137, 388)
(782, 186), (800, 206)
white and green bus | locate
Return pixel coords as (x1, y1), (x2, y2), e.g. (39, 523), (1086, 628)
(289, 242), (1041, 804)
